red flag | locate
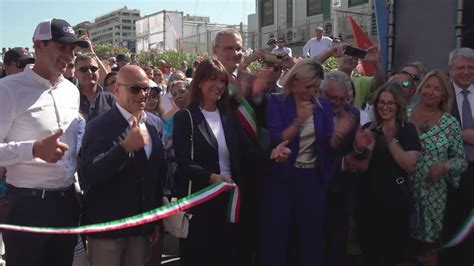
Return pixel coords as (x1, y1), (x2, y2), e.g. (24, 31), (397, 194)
(348, 16), (374, 76)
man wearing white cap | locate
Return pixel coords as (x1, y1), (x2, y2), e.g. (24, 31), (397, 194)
(0, 18), (88, 265)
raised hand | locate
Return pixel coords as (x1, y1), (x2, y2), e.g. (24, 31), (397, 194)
(270, 140), (292, 163)
(122, 118), (149, 153)
(363, 46), (380, 63)
(32, 129), (69, 163)
(354, 128), (374, 151)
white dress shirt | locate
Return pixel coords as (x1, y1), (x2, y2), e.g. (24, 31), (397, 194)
(302, 36), (333, 59)
(453, 82), (474, 128)
(0, 67), (80, 189)
(116, 103), (152, 158)
(201, 108), (231, 177)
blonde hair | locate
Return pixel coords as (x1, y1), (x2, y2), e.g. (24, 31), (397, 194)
(280, 59), (324, 98)
(415, 70), (452, 112)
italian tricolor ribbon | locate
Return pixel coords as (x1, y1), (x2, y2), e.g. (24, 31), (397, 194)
(0, 180), (240, 234)
(440, 208), (474, 249)
(228, 82), (268, 150)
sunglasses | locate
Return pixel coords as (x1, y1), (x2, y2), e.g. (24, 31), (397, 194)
(78, 65), (99, 73)
(401, 81), (414, 88)
(117, 83), (152, 94)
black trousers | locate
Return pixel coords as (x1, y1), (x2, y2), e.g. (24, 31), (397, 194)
(3, 186), (80, 266)
(440, 162), (474, 266)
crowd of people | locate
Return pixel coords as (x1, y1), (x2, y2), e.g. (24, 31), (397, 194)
(0, 17), (473, 266)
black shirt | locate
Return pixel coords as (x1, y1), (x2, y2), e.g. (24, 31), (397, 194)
(79, 85), (116, 122)
(363, 122), (421, 208)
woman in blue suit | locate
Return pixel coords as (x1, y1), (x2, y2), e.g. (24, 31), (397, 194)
(173, 59), (248, 266)
(262, 59), (355, 266)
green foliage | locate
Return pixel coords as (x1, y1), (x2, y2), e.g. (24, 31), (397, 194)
(322, 56), (363, 77)
(93, 43), (130, 60)
(136, 49), (210, 69)
(322, 56), (339, 72)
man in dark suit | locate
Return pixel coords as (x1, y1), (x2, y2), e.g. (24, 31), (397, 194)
(79, 65), (166, 266)
(443, 47), (474, 266)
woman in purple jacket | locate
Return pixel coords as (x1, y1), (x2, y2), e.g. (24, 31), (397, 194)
(262, 59), (356, 266)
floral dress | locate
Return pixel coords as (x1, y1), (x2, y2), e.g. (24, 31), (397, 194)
(408, 111), (467, 242)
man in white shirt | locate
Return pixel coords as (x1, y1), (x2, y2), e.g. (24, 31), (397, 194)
(302, 27), (333, 59)
(272, 38), (292, 57)
(0, 18), (89, 266)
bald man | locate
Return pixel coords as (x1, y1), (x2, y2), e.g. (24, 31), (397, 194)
(79, 65), (166, 266)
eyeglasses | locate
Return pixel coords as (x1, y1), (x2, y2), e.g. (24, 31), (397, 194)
(401, 81), (414, 88)
(117, 83), (152, 95)
(376, 101), (397, 108)
(327, 96), (348, 104)
(78, 65), (99, 73)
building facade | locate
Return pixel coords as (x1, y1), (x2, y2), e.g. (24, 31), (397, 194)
(135, 10), (184, 52)
(256, 0), (376, 57)
(89, 6), (140, 52)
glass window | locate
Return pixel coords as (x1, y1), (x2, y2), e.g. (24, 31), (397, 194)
(307, 0), (322, 16)
(261, 0), (274, 27)
(349, 0), (368, 7)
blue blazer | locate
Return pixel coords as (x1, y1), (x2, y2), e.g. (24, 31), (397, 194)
(266, 93), (337, 185)
(79, 105), (166, 238)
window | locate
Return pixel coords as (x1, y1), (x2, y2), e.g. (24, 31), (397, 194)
(287, 0), (293, 26)
(349, 0), (368, 7)
(307, 0), (322, 16)
(260, 0), (274, 27)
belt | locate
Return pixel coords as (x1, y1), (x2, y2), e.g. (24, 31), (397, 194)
(293, 162), (316, 169)
(7, 184), (75, 199)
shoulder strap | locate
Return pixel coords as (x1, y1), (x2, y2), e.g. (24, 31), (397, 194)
(184, 108), (193, 196)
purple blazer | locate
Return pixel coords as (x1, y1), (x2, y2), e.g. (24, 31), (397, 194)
(266, 93), (337, 185)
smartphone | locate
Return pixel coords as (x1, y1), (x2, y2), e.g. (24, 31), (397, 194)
(76, 29), (86, 37)
(344, 46), (367, 59)
(262, 53), (283, 66)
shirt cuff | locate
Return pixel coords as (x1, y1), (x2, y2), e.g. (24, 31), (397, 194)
(19, 140), (36, 162)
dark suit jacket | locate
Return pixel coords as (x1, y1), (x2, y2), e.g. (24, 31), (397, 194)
(266, 93), (337, 185)
(79, 105), (166, 238)
(172, 103), (247, 191)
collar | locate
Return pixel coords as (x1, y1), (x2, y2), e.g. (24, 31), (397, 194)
(26, 67), (65, 89)
(116, 103), (147, 125)
(453, 81), (474, 96)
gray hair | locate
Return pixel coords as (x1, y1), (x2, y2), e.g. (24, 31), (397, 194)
(74, 53), (97, 67)
(213, 28), (242, 47)
(320, 70), (352, 92)
(448, 47), (474, 68)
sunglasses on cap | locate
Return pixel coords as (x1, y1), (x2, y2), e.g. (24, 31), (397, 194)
(401, 81), (414, 88)
(117, 83), (152, 94)
(78, 65), (99, 73)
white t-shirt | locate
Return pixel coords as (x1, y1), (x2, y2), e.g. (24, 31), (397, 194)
(201, 108), (231, 177)
(302, 36), (333, 59)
